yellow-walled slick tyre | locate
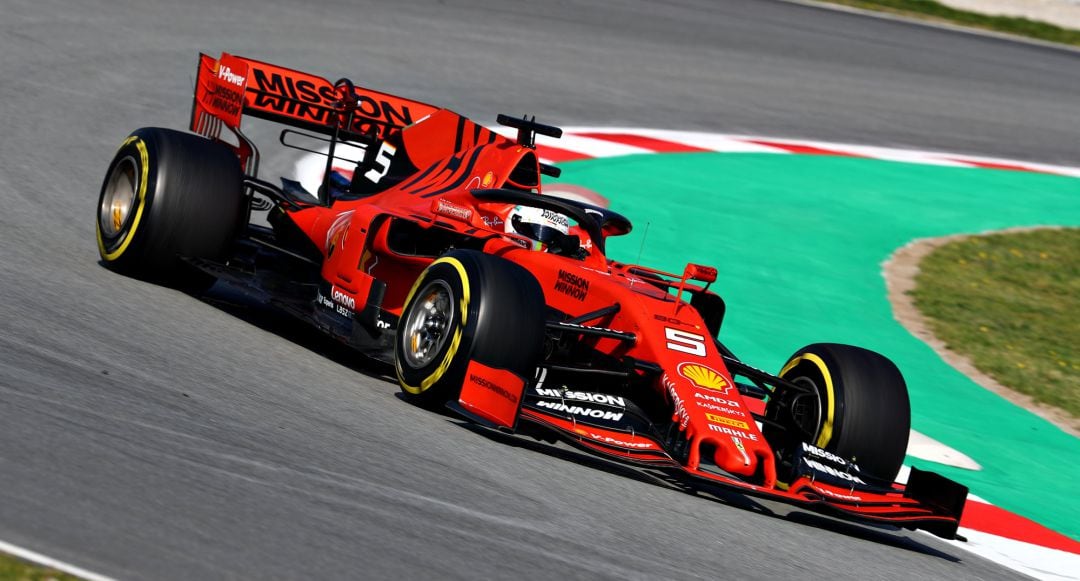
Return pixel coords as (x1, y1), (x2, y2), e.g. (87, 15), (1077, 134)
(395, 250), (545, 408)
(766, 343), (911, 481)
(96, 127), (243, 289)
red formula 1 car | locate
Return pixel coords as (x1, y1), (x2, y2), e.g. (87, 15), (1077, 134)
(95, 53), (967, 539)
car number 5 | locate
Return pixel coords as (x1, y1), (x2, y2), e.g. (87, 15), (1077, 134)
(665, 327), (706, 356)
(364, 142), (397, 184)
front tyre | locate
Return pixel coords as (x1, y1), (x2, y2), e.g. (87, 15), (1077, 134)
(766, 343), (911, 481)
(96, 127), (243, 288)
(395, 250), (545, 408)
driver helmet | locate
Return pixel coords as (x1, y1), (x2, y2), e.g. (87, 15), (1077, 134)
(505, 205), (570, 250)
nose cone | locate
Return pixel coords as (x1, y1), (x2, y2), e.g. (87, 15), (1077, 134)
(712, 435), (758, 476)
(687, 433), (777, 488)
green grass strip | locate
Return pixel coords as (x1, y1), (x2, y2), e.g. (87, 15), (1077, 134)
(823, 0), (1080, 46)
(913, 228), (1080, 417)
(0, 551), (78, 581)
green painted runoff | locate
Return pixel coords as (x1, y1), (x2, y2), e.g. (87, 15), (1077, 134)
(551, 152), (1080, 539)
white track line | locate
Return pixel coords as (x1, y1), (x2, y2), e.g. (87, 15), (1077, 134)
(934, 529), (1080, 581)
(906, 430), (982, 470)
(0, 538), (115, 581)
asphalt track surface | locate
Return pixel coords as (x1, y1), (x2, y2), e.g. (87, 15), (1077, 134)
(2, 0), (1078, 579)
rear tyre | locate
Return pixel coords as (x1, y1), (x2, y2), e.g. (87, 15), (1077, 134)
(395, 250), (545, 408)
(96, 127), (243, 290)
(765, 343), (910, 481)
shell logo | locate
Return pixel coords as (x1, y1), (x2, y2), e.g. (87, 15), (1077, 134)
(481, 171), (496, 187)
(677, 362), (731, 393)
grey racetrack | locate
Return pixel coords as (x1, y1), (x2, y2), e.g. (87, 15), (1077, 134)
(2, 0), (1077, 579)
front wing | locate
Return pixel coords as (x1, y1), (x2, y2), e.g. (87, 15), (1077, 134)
(519, 407), (966, 539)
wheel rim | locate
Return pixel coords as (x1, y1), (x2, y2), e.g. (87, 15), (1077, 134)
(787, 376), (823, 441)
(99, 156), (139, 239)
(401, 280), (455, 369)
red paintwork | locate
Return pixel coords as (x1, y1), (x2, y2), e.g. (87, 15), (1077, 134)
(460, 361), (525, 429)
(519, 408), (673, 461)
(188, 53), (963, 536)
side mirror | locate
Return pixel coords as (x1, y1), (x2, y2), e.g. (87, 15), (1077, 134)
(684, 263), (717, 284)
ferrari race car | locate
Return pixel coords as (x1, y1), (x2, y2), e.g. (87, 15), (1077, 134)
(95, 53), (968, 539)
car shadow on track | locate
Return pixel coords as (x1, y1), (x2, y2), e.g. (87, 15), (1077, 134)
(452, 419), (962, 563)
(198, 282), (397, 381)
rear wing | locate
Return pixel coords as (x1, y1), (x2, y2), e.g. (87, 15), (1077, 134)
(188, 53), (560, 206)
(191, 52), (440, 145)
